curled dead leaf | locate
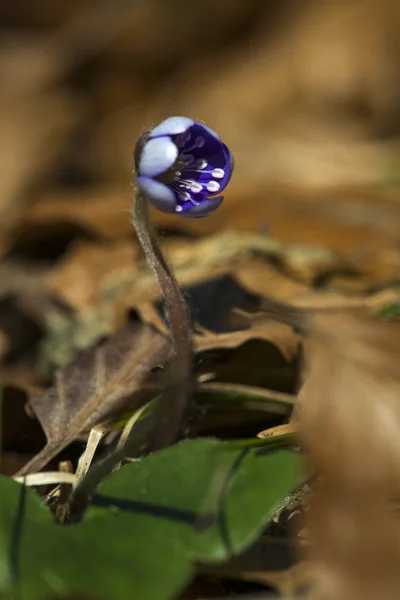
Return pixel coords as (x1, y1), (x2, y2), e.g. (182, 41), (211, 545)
(195, 318), (299, 363)
(16, 321), (170, 476)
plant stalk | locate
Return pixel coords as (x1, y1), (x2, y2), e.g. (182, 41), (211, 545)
(132, 190), (193, 449)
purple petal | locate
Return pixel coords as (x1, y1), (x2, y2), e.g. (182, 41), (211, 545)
(150, 116), (194, 137)
(199, 123), (220, 140)
(138, 137), (178, 177)
(174, 122), (222, 157)
(181, 196), (224, 218)
(137, 176), (176, 213)
(222, 143), (234, 176)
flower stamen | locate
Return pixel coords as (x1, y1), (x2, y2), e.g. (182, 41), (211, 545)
(206, 181), (220, 193)
(170, 183), (201, 207)
(179, 166), (226, 179)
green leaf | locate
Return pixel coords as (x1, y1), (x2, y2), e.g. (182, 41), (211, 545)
(0, 439), (302, 600)
(375, 298), (400, 320)
(0, 477), (192, 600)
(90, 438), (303, 562)
(195, 383), (295, 416)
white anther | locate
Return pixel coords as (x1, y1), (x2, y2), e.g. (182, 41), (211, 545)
(175, 205), (183, 212)
(211, 168), (225, 179)
(178, 192), (191, 201)
(190, 182), (203, 193)
(206, 181), (220, 193)
(195, 159), (208, 169)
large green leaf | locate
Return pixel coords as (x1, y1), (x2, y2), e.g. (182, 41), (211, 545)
(0, 476), (192, 600)
(90, 438), (303, 561)
(0, 438), (303, 600)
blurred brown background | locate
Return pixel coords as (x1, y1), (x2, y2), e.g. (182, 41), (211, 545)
(2, 0), (400, 382)
(2, 0), (400, 233)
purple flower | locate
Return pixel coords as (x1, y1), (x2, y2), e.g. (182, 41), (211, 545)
(135, 116), (233, 218)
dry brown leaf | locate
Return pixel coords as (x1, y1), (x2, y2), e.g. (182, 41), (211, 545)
(257, 423), (297, 440)
(151, 186), (400, 266)
(10, 184), (400, 273)
(16, 321), (170, 476)
(114, 232), (361, 329)
(234, 258), (311, 301)
(45, 240), (139, 313)
(33, 224), (392, 364)
(300, 311), (400, 483)
(156, 232), (342, 285)
(235, 562), (310, 597)
(6, 186), (133, 253)
(236, 289), (400, 341)
(195, 319), (299, 363)
(298, 311), (400, 600)
(233, 257), (384, 312)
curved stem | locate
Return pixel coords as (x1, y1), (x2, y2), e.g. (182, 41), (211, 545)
(132, 190), (193, 449)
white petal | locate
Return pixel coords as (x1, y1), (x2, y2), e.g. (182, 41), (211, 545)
(139, 137), (178, 177)
(150, 116), (194, 137)
(137, 176), (176, 213)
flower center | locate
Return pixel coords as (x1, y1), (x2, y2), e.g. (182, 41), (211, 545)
(156, 130), (227, 212)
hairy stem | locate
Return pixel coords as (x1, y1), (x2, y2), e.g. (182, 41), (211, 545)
(132, 190), (193, 449)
